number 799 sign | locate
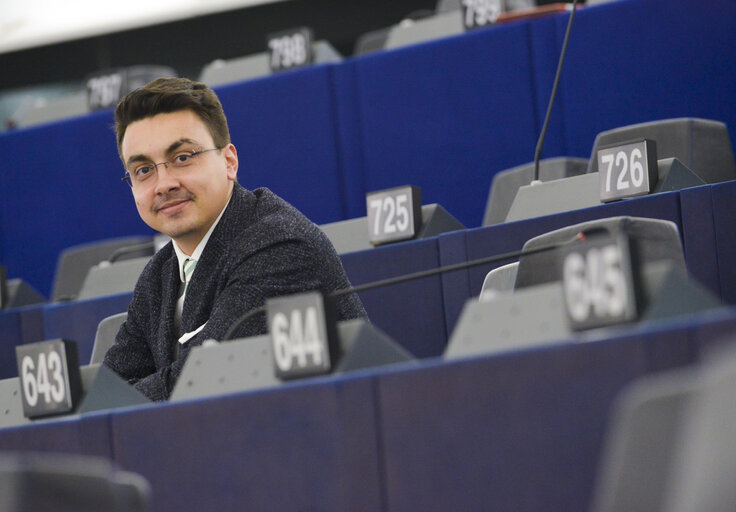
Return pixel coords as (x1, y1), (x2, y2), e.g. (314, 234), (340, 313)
(366, 186), (422, 245)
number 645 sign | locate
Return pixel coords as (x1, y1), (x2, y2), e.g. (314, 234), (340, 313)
(366, 186), (423, 245)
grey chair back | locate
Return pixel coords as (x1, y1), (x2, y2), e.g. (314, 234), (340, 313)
(515, 217), (684, 290)
(90, 312), (128, 365)
(0, 453), (151, 512)
(52, 236), (153, 302)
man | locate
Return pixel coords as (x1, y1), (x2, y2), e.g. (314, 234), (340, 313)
(103, 78), (366, 401)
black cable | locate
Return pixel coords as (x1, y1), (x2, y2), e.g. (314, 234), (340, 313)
(222, 306), (267, 342)
(221, 234), (583, 341)
(533, 0), (579, 182)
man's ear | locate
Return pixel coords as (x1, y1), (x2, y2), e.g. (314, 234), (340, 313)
(224, 143), (238, 180)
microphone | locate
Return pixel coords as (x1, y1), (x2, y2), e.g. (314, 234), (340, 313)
(221, 233), (583, 341)
(533, 0), (580, 183)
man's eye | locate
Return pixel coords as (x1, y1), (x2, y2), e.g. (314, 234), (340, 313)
(134, 166), (154, 178)
(173, 153), (193, 165)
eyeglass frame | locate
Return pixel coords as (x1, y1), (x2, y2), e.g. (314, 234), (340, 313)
(121, 147), (221, 188)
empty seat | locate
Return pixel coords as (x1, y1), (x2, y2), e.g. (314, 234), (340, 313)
(588, 118), (736, 184)
(483, 157), (589, 226)
(90, 312), (128, 364)
(0, 453), (151, 512)
(52, 236), (153, 302)
(77, 257), (150, 301)
(514, 216), (685, 290)
(479, 261), (519, 301)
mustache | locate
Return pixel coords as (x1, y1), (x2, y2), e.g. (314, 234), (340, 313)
(152, 191), (195, 212)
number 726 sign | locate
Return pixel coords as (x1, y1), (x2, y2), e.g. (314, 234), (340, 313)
(598, 139), (658, 202)
(366, 186), (422, 245)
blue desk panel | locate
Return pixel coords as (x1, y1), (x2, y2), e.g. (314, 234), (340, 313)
(376, 326), (689, 512)
(351, 21), (552, 229)
(341, 238), (446, 358)
(557, 0), (736, 159)
(680, 184), (721, 298)
(0, 413), (113, 459)
(42, 293), (132, 365)
(710, 180), (736, 304)
(110, 376), (382, 512)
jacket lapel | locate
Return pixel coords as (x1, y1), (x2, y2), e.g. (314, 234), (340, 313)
(158, 254), (180, 366)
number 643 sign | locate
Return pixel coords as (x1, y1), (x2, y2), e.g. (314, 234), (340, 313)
(15, 340), (82, 418)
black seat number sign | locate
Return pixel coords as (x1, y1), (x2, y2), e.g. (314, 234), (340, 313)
(561, 234), (639, 331)
(15, 339), (82, 418)
(366, 185), (422, 246)
(267, 291), (337, 380)
(86, 69), (126, 111)
(267, 27), (314, 73)
(598, 139), (658, 202)
(461, 0), (504, 30)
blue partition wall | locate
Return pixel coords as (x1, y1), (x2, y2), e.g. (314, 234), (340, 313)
(0, 110), (148, 297)
(557, 0), (736, 157)
(215, 65), (347, 225)
(349, 21), (549, 229)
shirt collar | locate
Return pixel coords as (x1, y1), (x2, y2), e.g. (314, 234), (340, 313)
(173, 194), (232, 283)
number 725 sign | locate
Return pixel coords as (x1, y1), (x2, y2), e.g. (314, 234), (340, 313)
(366, 186), (422, 245)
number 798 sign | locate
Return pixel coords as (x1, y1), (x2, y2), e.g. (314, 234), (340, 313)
(366, 186), (422, 245)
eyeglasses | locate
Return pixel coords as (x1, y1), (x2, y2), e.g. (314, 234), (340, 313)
(122, 147), (219, 188)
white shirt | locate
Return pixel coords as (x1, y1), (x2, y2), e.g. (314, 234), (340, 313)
(172, 194), (232, 336)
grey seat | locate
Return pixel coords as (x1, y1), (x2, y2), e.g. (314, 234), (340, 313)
(483, 157), (589, 226)
(591, 341), (736, 512)
(199, 41), (342, 87)
(52, 236), (153, 302)
(590, 369), (697, 512)
(90, 312), (128, 364)
(479, 261), (519, 301)
(78, 257), (150, 301)
(588, 118), (736, 184)
(515, 216), (685, 290)
(663, 342), (736, 512)
(0, 453), (151, 512)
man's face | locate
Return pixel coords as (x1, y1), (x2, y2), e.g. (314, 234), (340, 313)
(121, 110), (238, 255)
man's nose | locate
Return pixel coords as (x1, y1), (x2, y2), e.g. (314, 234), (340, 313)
(153, 163), (180, 194)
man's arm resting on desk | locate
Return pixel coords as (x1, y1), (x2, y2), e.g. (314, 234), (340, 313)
(105, 240), (322, 401)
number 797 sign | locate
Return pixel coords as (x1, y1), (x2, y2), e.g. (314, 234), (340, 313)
(366, 186), (422, 245)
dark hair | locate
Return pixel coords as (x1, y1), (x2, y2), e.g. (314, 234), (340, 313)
(114, 77), (231, 159)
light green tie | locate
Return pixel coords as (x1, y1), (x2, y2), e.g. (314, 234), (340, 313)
(183, 258), (197, 292)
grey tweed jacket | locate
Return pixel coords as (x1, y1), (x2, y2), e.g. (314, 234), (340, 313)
(103, 184), (367, 401)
